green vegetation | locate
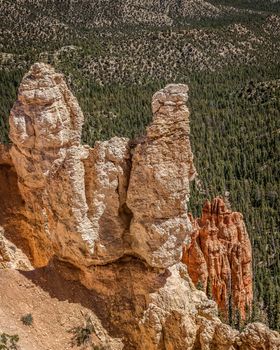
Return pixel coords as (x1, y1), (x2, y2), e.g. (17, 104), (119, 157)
(0, 333), (19, 350)
(70, 316), (94, 347)
(0, 0), (279, 331)
(20, 313), (33, 326)
(189, 66), (280, 331)
(196, 279), (204, 291)
(209, 0), (280, 13)
(69, 315), (109, 348)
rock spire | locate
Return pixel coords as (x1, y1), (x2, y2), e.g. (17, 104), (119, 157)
(8, 64), (196, 269)
(0, 63), (278, 349)
(182, 197), (253, 320)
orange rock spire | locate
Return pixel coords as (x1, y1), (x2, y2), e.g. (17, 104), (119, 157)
(183, 197), (253, 320)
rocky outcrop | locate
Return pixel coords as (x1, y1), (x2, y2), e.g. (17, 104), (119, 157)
(127, 84), (196, 268)
(238, 322), (280, 350)
(9, 63), (96, 268)
(83, 138), (131, 263)
(182, 197), (253, 320)
(0, 226), (31, 270)
(58, 258), (280, 350)
(7, 64), (196, 270)
(0, 63), (279, 349)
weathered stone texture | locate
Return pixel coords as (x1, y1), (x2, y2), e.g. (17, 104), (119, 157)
(83, 137), (131, 263)
(8, 66), (196, 270)
(0, 226), (31, 270)
(182, 197), (253, 319)
(127, 84), (196, 268)
(8, 63), (95, 267)
(0, 63), (278, 349)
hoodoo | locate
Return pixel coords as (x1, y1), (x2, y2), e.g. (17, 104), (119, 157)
(7, 63), (196, 270)
(0, 63), (279, 349)
(182, 197), (253, 320)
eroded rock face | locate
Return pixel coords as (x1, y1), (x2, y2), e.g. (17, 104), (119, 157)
(0, 63), (278, 349)
(8, 65), (195, 270)
(9, 63), (95, 267)
(83, 138), (131, 263)
(57, 258), (280, 350)
(127, 84), (196, 268)
(0, 226), (31, 270)
(8, 63), (134, 268)
(0, 144), (12, 165)
(238, 322), (280, 350)
(182, 197), (253, 320)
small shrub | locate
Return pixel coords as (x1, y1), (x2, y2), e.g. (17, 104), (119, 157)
(20, 314), (33, 326)
(0, 333), (19, 350)
(70, 316), (94, 347)
(196, 279), (204, 291)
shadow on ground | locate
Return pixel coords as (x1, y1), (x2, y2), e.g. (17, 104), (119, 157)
(20, 257), (171, 349)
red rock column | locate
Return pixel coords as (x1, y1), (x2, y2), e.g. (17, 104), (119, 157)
(183, 197), (253, 320)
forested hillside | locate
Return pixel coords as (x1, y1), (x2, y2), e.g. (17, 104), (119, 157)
(0, 0), (279, 330)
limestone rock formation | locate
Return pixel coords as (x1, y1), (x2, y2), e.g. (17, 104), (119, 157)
(0, 226), (31, 270)
(83, 137), (131, 263)
(0, 63), (279, 349)
(182, 197), (253, 320)
(238, 322), (280, 350)
(9, 63), (95, 267)
(127, 84), (196, 268)
(8, 64), (196, 270)
(62, 259), (280, 350)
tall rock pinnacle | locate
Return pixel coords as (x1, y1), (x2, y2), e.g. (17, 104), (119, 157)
(8, 64), (196, 269)
(2, 63), (278, 349)
(182, 197), (253, 320)
(9, 63), (96, 267)
(127, 84), (196, 267)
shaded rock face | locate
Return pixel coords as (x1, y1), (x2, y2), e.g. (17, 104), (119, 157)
(52, 258), (280, 350)
(1, 63), (279, 349)
(182, 197), (253, 320)
(0, 145), (35, 264)
(83, 138), (131, 263)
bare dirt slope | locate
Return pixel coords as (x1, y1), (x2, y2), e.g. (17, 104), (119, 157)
(0, 267), (118, 350)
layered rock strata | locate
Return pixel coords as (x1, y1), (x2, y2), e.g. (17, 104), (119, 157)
(0, 63), (278, 349)
(182, 197), (253, 319)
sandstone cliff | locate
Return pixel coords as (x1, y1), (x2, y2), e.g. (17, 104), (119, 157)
(182, 197), (253, 321)
(0, 63), (279, 349)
